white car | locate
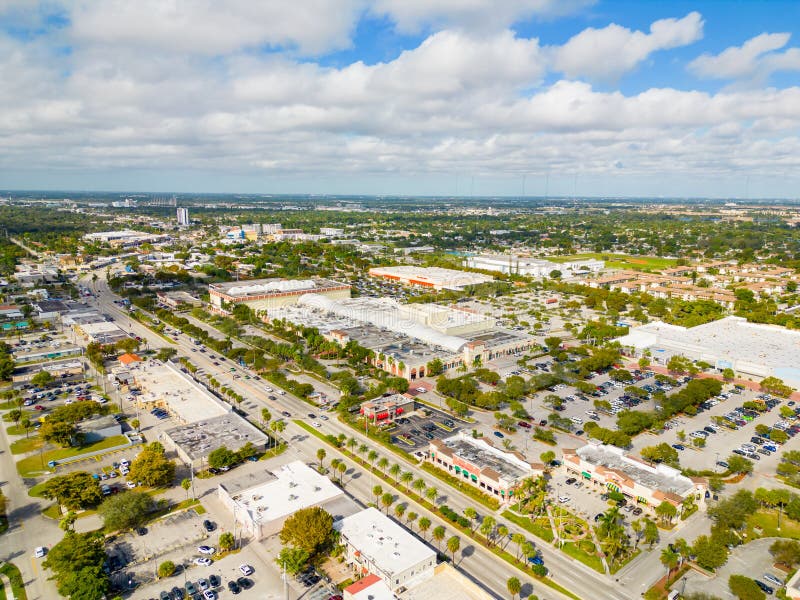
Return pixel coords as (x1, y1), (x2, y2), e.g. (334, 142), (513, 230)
(197, 545), (216, 555)
(558, 496), (571, 503)
(34, 546), (47, 558)
(239, 564), (254, 576)
(126, 481), (137, 489)
(312, 422), (322, 428)
(416, 387), (426, 393)
(194, 557), (212, 566)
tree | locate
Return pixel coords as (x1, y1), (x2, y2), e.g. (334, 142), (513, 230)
(156, 347), (177, 362)
(425, 486), (438, 504)
(31, 370), (54, 388)
(418, 517), (431, 539)
(432, 526), (446, 549)
(407, 511), (418, 530)
(98, 491), (155, 531)
(769, 539), (800, 568)
(57, 564), (110, 600)
(395, 503), (406, 520)
(655, 501), (678, 525)
(128, 442), (175, 487)
(728, 575), (766, 600)
(158, 560), (176, 578)
(760, 376), (794, 398)
(44, 531), (107, 577)
(727, 454), (754, 475)
(381, 492), (395, 514)
(279, 507), (334, 556)
(427, 358), (444, 376)
(480, 516), (497, 545)
(643, 519), (659, 547)
(722, 368), (735, 381)
(40, 420), (77, 447)
(181, 478), (192, 499)
(372, 484), (383, 504)
(464, 507), (478, 532)
(540, 450), (556, 465)
(42, 472), (103, 510)
(660, 547), (679, 575)
(692, 535), (728, 571)
(507, 576), (522, 600)
(276, 546), (310, 575)
(378, 456), (389, 473)
(207, 446), (238, 469)
(130, 418), (140, 431)
(447, 535), (461, 563)
(317, 448), (327, 469)
(641, 443), (680, 467)
(219, 531), (235, 551)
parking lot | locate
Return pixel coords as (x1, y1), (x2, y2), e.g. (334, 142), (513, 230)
(389, 406), (460, 450)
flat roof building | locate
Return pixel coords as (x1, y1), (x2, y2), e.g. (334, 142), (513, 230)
(563, 442), (706, 512)
(335, 507), (436, 592)
(217, 460), (345, 539)
(465, 254), (604, 278)
(360, 394), (415, 423)
(343, 574), (395, 600)
(616, 316), (800, 389)
(785, 569), (800, 600)
(208, 277), (350, 312)
(429, 431), (544, 502)
(164, 413), (269, 468)
(368, 266), (493, 290)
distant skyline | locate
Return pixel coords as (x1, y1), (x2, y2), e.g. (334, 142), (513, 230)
(1, 1), (799, 198)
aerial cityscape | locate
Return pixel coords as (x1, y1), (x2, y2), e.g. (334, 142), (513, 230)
(1, 2), (800, 600)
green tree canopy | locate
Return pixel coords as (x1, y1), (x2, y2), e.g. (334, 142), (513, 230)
(98, 490), (155, 531)
(279, 506), (334, 556)
(42, 472), (103, 510)
(127, 442), (175, 487)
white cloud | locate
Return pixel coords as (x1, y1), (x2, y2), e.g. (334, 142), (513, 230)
(371, 0), (594, 33)
(552, 12), (704, 80)
(688, 32), (800, 81)
(69, 0), (363, 55)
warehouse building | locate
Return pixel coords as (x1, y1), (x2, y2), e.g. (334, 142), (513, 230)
(217, 460), (345, 539)
(208, 277), (350, 313)
(616, 316), (800, 389)
(336, 507), (436, 592)
(428, 432), (544, 502)
(563, 442), (706, 513)
(464, 254), (604, 277)
(368, 266), (493, 290)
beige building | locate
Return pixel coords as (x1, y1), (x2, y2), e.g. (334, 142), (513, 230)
(208, 278), (350, 313)
(428, 431), (544, 503)
(563, 442), (706, 513)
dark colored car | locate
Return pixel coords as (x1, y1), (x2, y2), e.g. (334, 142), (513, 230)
(517, 421), (532, 429)
(136, 527), (147, 536)
(203, 520), (215, 532)
(171, 586), (185, 599)
(209, 575), (220, 588)
(565, 477), (577, 485)
(185, 582), (197, 596)
(755, 580), (774, 595)
(539, 419), (548, 427)
(236, 577), (253, 590)
(227, 581), (241, 595)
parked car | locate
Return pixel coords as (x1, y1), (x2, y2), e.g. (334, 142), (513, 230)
(197, 546), (215, 555)
(493, 431), (504, 438)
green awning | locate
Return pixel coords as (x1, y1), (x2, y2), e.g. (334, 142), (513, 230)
(581, 471), (591, 479)
(606, 483), (619, 492)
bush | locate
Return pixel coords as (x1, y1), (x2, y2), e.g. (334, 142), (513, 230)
(158, 561), (175, 578)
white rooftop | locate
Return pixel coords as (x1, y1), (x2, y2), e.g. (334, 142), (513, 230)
(335, 507), (435, 580)
(130, 361), (229, 423)
(370, 266), (493, 288)
(225, 279), (316, 296)
(228, 461), (343, 526)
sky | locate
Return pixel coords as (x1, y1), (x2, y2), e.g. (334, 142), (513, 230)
(1, 0), (799, 199)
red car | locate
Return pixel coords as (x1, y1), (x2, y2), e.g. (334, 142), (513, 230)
(517, 421), (532, 429)
(34, 405), (45, 411)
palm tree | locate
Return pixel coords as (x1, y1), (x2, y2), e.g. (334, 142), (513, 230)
(337, 462), (347, 485)
(358, 443), (369, 457)
(395, 504), (406, 520)
(480, 516), (496, 546)
(368, 450), (378, 469)
(497, 525), (509, 549)
(412, 477), (426, 495)
(347, 437), (358, 451)
(511, 533), (526, 561)
(400, 471), (413, 491)
(432, 526), (446, 550)
(507, 576), (522, 600)
(418, 517), (431, 539)
(464, 507), (477, 532)
(373, 485), (383, 504)
(378, 456), (389, 474)
(381, 492), (395, 514)
(447, 536), (460, 563)
(270, 420), (286, 453)
(660, 547), (680, 576)
(316, 448), (327, 469)
(261, 408), (271, 426)
(407, 511), (418, 531)
(425, 486), (438, 504)
(389, 463), (401, 482)
(330, 458), (340, 476)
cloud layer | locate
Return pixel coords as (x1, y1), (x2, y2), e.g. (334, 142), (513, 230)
(0, 1), (798, 196)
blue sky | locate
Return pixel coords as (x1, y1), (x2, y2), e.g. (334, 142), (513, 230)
(0, 0), (799, 198)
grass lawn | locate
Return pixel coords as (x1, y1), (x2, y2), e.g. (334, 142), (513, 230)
(560, 541), (605, 573)
(0, 562), (27, 600)
(16, 435), (130, 477)
(748, 510), (800, 539)
(502, 510), (555, 543)
(10, 436), (43, 455)
(546, 253), (677, 273)
(3, 409), (34, 423)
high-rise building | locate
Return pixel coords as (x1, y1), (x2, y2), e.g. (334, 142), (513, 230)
(176, 207), (190, 226)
